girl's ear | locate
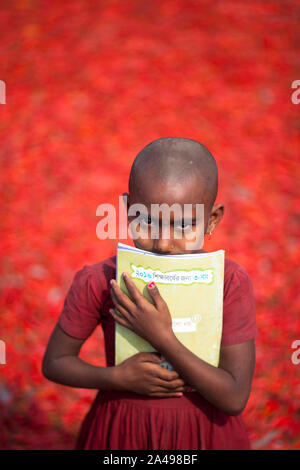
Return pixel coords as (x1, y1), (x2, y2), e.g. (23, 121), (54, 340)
(206, 203), (225, 233)
(213, 203), (225, 223)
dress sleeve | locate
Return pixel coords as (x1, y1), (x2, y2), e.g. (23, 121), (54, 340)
(221, 266), (258, 346)
(58, 265), (102, 340)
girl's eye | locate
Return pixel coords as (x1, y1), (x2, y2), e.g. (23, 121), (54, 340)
(140, 216), (155, 227)
(175, 221), (192, 231)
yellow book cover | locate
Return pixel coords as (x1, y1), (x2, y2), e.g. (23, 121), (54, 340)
(114, 242), (225, 370)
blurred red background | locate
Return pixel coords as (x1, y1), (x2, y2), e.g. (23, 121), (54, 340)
(0, 0), (299, 450)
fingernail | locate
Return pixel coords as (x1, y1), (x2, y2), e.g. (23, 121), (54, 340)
(177, 393), (183, 397)
(148, 281), (155, 289)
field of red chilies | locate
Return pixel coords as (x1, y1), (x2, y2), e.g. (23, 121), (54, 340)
(0, 0), (299, 450)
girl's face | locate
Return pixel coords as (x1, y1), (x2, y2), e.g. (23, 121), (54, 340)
(124, 174), (223, 255)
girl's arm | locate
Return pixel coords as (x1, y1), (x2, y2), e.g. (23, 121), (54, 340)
(149, 335), (255, 416)
(42, 323), (114, 389)
(110, 274), (256, 416)
(42, 323), (186, 397)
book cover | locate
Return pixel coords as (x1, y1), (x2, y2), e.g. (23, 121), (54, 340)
(114, 242), (225, 370)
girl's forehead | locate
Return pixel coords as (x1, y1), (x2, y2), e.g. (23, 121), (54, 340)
(130, 174), (208, 207)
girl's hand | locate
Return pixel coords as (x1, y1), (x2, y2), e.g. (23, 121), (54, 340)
(109, 273), (174, 350)
(112, 352), (186, 398)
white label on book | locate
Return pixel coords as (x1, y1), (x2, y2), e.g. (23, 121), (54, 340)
(172, 317), (197, 333)
(130, 264), (214, 285)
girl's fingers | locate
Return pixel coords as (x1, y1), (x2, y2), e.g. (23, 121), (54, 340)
(154, 366), (181, 382)
(147, 282), (165, 310)
(109, 308), (132, 330)
(148, 389), (184, 398)
(122, 273), (143, 305)
(110, 286), (134, 317)
(110, 280), (136, 312)
(135, 352), (163, 364)
(154, 378), (186, 390)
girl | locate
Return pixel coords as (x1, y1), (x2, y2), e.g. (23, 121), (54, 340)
(42, 137), (257, 450)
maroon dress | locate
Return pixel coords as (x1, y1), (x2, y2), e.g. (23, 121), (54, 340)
(58, 254), (257, 450)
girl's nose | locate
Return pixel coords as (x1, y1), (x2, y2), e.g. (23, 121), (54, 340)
(152, 237), (173, 255)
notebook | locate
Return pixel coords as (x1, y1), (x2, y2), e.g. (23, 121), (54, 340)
(114, 242), (225, 370)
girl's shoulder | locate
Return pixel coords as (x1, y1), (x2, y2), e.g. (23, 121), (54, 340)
(222, 257), (257, 346)
(64, 254), (117, 310)
(224, 257), (249, 277)
(80, 254), (117, 289)
(58, 255), (117, 340)
(224, 257), (254, 299)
